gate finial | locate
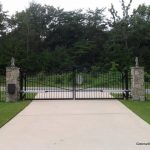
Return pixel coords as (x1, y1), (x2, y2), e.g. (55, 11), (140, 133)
(135, 57), (139, 67)
(11, 57), (15, 67)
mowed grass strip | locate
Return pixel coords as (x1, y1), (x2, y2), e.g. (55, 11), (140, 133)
(120, 98), (150, 124)
(0, 101), (31, 128)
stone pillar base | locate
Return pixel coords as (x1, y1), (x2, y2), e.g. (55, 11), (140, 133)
(6, 67), (20, 102)
(131, 67), (145, 101)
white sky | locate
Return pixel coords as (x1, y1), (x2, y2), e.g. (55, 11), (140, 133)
(0, 0), (150, 16)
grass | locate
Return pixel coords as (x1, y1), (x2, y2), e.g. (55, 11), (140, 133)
(120, 99), (150, 124)
(0, 100), (31, 128)
(25, 93), (37, 99)
(0, 90), (33, 128)
(111, 93), (124, 99)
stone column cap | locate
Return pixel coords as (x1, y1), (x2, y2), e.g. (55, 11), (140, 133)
(6, 67), (20, 70)
(131, 66), (144, 69)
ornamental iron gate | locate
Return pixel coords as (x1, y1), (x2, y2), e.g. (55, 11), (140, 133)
(20, 68), (130, 100)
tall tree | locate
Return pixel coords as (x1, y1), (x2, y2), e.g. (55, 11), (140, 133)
(0, 3), (7, 37)
(0, 3), (8, 68)
(106, 0), (133, 69)
(129, 4), (150, 69)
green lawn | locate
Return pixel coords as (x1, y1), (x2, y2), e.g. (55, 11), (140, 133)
(25, 93), (36, 99)
(0, 101), (31, 128)
(121, 99), (150, 124)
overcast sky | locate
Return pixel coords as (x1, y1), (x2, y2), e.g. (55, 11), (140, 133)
(0, 0), (150, 16)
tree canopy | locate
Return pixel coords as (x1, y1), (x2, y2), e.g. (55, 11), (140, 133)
(0, 1), (149, 72)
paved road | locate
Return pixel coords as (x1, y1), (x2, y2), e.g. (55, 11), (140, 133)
(0, 100), (150, 150)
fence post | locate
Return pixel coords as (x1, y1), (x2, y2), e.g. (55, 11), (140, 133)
(6, 58), (20, 102)
(131, 58), (145, 101)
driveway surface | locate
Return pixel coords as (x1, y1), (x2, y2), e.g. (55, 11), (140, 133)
(35, 91), (113, 99)
(0, 100), (150, 150)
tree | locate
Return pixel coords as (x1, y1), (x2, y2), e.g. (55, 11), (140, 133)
(129, 4), (150, 70)
(0, 3), (7, 37)
(0, 3), (8, 68)
(0, 1), (150, 72)
(106, 0), (133, 69)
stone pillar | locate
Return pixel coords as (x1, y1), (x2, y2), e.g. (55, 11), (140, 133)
(6, 67), (20, 102)
(131, 67), (145, 101)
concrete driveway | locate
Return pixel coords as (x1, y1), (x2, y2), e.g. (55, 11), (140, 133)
(0, 100), (150, 150)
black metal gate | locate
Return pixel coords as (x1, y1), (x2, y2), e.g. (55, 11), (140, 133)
(20, 68), (130, 100)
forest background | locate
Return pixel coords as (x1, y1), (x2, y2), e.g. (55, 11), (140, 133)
(0, 0), (149, 73)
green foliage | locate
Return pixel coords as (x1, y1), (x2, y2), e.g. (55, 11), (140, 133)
(110, 62), (119, 72)
(0, 3), (7, 37)
(91, 66), (100, 77)
(25, 71), (123, 88)
(0, 2), (149, 72)
(55, 74), (64, 84)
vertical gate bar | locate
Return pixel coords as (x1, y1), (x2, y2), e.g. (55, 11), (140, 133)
(108, 72), (109, 98)
(59, 72), (61, 99)
(61, 72), (63, 99)
(125, 70), (129, 100)
(67, 72), (68, 99)
(94, 72), (95, 99)
(113, 72), (114, 97)
(89, 72), (91, 99)
(121, 72), (122, 98)
(96, 71), (98, 99)
(62, 72), (63, 99)
(35, 73), (37, 99)
(115, 72), (116, 98)
(43, 72), (44, 99)
(92, 72), (94, 99)
(118, 72), (120, 98)
(122, 72), (124, 99)
(50, 72), (51, 99)
(32, 74), (33, 99)
(119, 72), (121, 98)
(145, 76), (146, 100)
(115, 72), (117, 98)
(102, 72), (103, 99)
(117, 72), (119, 98)
(98, 71), (99, 99)
(55, 73), (57, 99)
(102, 72), (104, 99)
(72, 68), (76, 100)
(50, 73), (51, 99)
(24, 73), (27, 99)
(121, 72), (123, 99)
(20, 71), (23, 100)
